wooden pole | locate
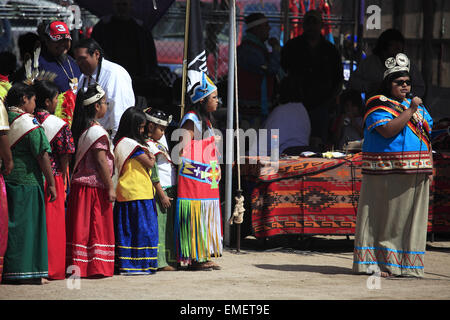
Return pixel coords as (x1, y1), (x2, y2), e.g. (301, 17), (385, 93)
(422, 0), (434, 105)
(180, 0), (191, 120)
(224, 0), (236, 248)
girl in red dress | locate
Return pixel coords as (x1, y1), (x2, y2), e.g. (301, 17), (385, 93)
(66, 84), (115, 278)
(33, 80), (75, 280)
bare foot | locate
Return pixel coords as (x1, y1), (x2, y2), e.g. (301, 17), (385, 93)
(158, 265), (177, 271)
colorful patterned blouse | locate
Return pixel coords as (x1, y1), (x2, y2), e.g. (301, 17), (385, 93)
(362, 95), (433, 175)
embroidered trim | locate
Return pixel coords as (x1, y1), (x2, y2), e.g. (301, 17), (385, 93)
(67, 243), (115, 249)
(117, 245), (158, 250)
(120, 266), (158, 271)
(118, 256), (157, 260)
(72, 257), (115, 263)
(73, 249), (115, 257)
(354, 247), (425, 269)
(367, 118), (391, 131)
(362, 151), (432, 173)
(3, 271), (49, 279)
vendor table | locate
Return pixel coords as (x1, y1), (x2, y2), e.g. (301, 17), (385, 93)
(241, 152), (450, 238)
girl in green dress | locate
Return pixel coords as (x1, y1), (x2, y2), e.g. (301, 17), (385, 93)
(2, 82), (56, 284)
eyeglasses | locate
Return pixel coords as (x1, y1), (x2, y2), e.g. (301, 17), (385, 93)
(393, 79), (411, 86)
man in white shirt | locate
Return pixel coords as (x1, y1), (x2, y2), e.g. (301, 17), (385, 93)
(73, 38), (135, 137)
(249, 77), (311, 156)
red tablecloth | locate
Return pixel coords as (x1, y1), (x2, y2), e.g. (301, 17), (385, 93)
(242, 152), (450, 238)
(429, 152), (450, 233)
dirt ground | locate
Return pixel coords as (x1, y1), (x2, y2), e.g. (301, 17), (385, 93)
(1, 234), (450, 302)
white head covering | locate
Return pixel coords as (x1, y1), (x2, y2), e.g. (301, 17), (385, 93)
(383, 53), (410, 79)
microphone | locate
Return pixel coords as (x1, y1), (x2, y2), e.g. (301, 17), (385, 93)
(405, 92), (415, 99)
(406, 92), (429, 113)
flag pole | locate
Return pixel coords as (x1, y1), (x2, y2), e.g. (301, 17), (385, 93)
(224, 0), (236, 248)
(180, 0), (191, 120)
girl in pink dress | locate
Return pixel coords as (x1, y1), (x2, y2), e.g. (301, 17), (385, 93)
(66, 84), (116, 278)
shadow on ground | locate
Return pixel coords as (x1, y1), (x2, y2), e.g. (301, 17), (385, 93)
(230, 234), (355, 253)
(228, 231), (450, 252)
(253, 263), (353, 275)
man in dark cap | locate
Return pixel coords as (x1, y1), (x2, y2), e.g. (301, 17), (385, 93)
(237, 12), (281, 130)
(281, 10), (343, 148)
(38, 20), (81, 125)
(38, 21), (81, 94)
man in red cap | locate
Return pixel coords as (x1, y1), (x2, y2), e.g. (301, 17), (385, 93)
(39, 21), (81, 92)
(38, 20), (81, 125)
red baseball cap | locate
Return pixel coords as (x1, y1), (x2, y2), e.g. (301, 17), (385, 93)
(46, 21), (72, 41)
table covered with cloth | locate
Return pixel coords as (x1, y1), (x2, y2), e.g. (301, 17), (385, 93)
(240, 152), (450, 238)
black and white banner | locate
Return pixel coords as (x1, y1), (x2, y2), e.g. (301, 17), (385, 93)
(187, 0), (207, 99)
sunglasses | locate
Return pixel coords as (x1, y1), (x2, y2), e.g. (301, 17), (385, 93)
(393, 79), (411, 86)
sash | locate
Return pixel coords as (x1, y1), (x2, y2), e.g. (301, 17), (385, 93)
(114, 137), (150, 176)
(8, 112), (40, 148)
(73, 124), (113, 172)
(364, 95), (431, 150)
(146, 138), (173, 164)
(40, 114), (66, 143)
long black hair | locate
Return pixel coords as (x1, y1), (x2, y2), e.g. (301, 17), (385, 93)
(113, 106), (147, 146)
(71, 84), (104, 148)
(379, 70), (411, 99)
(33, 80), (59, 110)
(186, 94), (216, 134)
(4, 82), (35, 109)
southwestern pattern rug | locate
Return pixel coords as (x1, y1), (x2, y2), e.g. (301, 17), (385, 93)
(245, 152), (450, 238)
(247, 154), (362, 238)
(428, 152), (450, 233)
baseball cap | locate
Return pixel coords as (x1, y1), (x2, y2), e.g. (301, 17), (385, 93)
(46, 21), (72, 41)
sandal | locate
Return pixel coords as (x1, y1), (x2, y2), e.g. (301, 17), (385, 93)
(188, 261), (213, 271)
(202, 261), (222, 270)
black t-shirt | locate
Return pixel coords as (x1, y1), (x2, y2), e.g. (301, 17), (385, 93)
(281, 35), (343, 109)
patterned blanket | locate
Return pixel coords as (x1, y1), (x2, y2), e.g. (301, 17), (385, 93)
(241, 154), (362, 182)
(244, 152), (450, 238)
(428, 152), (450, 233)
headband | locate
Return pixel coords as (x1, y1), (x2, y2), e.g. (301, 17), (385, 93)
(246, 17), (268, 29)
(190, 72), (217, 104)
(145, 114), (172, 127)
(383, 53), (410, 79)
(83, 85), (106, 106)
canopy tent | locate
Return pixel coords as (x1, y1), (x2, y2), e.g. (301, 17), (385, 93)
(74, 0), (175, 29)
